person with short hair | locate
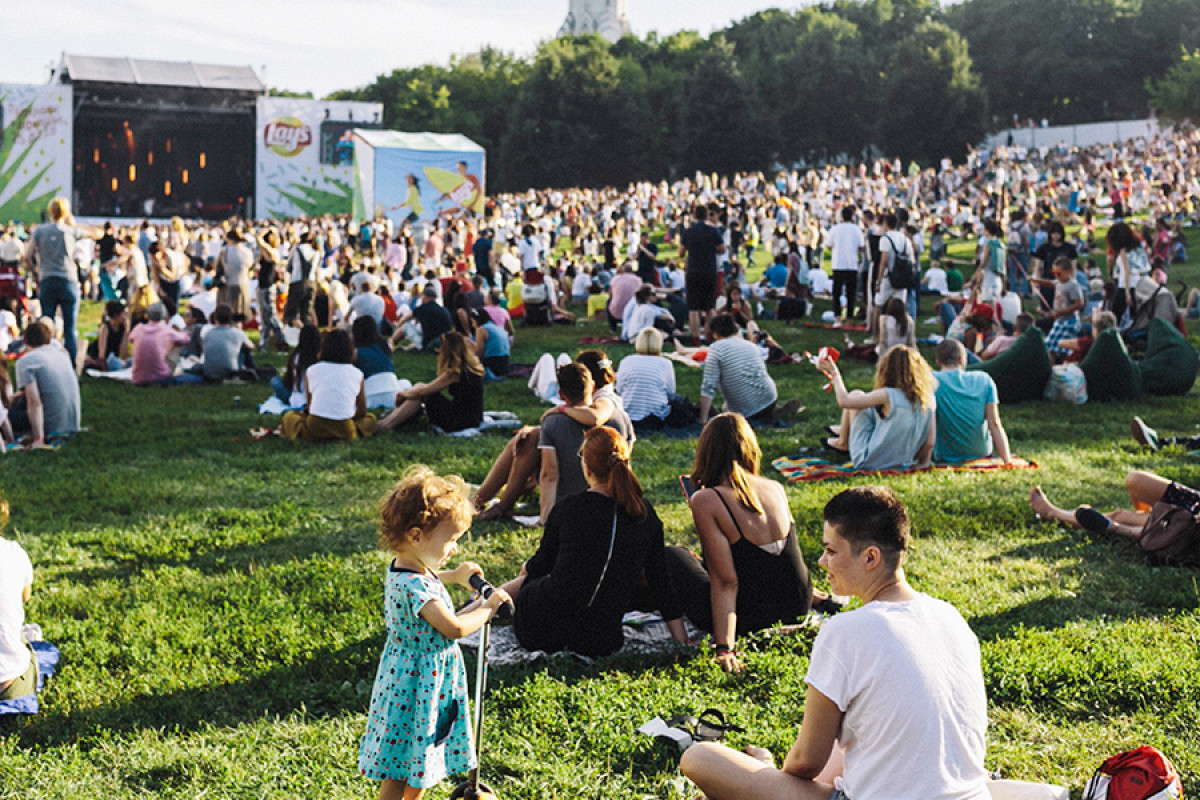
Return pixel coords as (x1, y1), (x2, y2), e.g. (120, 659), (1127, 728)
(200, 304), (253, 382)
(932, 340), (1012, 464)
(615, 328), (683, 427)
(681, 485), (990, 800)
(622, 283), (675, 341)
(699, 314), (799, 424)
(679, 204), (727, 340)
(10, 320), (81, 446)
(391, 285), (452, 352)
(129, 302), (190, 386)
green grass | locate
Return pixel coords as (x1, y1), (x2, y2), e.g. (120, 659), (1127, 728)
(2, 224), (1200, 798)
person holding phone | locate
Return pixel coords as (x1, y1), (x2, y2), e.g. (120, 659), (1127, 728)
(664, 413), (827, 673)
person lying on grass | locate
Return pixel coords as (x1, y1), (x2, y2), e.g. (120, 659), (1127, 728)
(681, 485), (989, 800)
(1030, 471), (1199, 539)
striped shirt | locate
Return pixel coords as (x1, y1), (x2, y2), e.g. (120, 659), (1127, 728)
(615, 354), (675, 422)
(700, 336), (777, 418)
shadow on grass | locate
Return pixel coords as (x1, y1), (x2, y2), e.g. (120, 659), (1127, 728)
(11, 637), (381, 752)
(56, 528), (374, 586)
(971, 530), (1200, 642)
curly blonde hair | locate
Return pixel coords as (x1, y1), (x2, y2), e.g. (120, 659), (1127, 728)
(377, 465), (473, 552)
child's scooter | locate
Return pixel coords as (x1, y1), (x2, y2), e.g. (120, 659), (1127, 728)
(450, 573), (513, 800)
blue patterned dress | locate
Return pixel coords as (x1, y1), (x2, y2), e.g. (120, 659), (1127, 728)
(358, 566), (475, 787)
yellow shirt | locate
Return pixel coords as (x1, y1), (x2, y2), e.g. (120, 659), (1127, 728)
(587, 292), (610, 318)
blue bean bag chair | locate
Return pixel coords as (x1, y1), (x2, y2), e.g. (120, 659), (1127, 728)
(1137, 318), (1198, 396)
(1080, 328), (1142, 401)
(967, 327), (1051, 404)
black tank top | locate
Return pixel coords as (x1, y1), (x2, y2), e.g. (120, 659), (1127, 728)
(712, 489), (812, 632)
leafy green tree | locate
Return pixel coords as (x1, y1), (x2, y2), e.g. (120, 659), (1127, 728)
(1150, 48), (1200, 121)
(501, 36), (645, 188)
(878, 20), (987, 162)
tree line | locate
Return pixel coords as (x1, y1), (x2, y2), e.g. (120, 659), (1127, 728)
(327, 0), (1200, 192)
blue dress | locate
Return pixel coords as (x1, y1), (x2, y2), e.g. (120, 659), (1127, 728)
(358, 566), (475, 787)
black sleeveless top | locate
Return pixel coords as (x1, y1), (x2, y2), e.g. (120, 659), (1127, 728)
(711, 490), (812, 632)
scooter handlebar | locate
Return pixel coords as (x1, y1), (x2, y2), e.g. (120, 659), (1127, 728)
(469, 572), (514, 621)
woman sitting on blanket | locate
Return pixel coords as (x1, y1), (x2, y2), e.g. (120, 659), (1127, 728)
(280, 328), (376, 442)
(474, 349), (631, 521)
(664, 413), (828, 673)
(497, 426), (688, 657)
(819, 345), (936, 472)
(376, 332), (484, 434)
(0, 496), (38, 703)
(1029, 471), (1200, 541)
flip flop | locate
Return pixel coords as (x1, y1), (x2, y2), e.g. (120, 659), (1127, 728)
(824, 437), (850, 455)
(1074, 506), (1114, 534)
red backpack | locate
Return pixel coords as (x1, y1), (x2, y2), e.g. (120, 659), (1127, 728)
(1083, 746), (1182, 800)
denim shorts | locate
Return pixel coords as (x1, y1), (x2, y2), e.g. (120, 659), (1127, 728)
(831, 791), (851, 800)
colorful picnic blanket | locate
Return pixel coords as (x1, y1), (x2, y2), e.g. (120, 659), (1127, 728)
(771, 455), (1038, 482)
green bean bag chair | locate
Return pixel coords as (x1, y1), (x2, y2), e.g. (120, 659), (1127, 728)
(1138, 318), (1198, 396)
(967, 327), (1051, 404)
(1079, 328), (1142, 401)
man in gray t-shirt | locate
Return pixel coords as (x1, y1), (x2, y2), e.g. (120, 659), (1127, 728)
(200, 304), (253, 381)
(537, 363), (633, 522)
(13, 321), (81, 444)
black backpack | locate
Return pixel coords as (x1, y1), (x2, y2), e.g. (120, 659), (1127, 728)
(886, 233), (919, 290)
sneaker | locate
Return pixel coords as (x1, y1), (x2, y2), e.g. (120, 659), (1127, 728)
(1131, 417), (1160, 451)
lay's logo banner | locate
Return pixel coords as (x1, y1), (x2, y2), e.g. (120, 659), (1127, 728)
(263, 117), (312, 157)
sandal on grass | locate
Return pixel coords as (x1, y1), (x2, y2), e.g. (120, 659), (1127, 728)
(694, 709), (746, 742)
(1074, 506), (1114, 534)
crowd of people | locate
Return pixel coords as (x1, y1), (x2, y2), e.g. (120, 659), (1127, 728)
(3, 125), (1200, 800)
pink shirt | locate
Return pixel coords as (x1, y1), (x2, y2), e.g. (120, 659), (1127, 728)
(484, 305), (510, 328)
(129, 321), (190, 384)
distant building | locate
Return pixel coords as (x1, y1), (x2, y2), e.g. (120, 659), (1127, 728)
(558, 0), (632, 42)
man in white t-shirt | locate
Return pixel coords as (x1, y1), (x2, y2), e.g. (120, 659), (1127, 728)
(517, 224), (542, 272)
(0, 533), (35, 700)
(827, 206), (865, 319)
(682, 486), (989, 800)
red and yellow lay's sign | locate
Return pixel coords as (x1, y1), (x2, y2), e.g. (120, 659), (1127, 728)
(263, 117), (312, 157)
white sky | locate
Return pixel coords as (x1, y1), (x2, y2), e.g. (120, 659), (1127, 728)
(4, 1), (804, 97)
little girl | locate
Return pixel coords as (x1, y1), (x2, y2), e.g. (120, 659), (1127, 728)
(358, 465), (511, 800)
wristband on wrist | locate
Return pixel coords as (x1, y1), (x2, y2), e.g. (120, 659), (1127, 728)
(713, 643), (735, 654)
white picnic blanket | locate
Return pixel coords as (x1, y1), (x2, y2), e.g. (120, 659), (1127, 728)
(437, 411), (523, 437)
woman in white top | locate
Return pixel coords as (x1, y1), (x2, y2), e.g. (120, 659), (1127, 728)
(681, 486), (990, 800)
(615, 328), (679, 426)
(280, 328), (375, 441)
(0, 503), (36, 702)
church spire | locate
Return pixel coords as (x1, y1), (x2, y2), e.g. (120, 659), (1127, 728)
(558, 0), (632, 43)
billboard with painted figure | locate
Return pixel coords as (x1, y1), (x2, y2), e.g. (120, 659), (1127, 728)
(255, 96), (382, 219)
(0, 84), (73, 224)
(351, 130), (485, 226)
